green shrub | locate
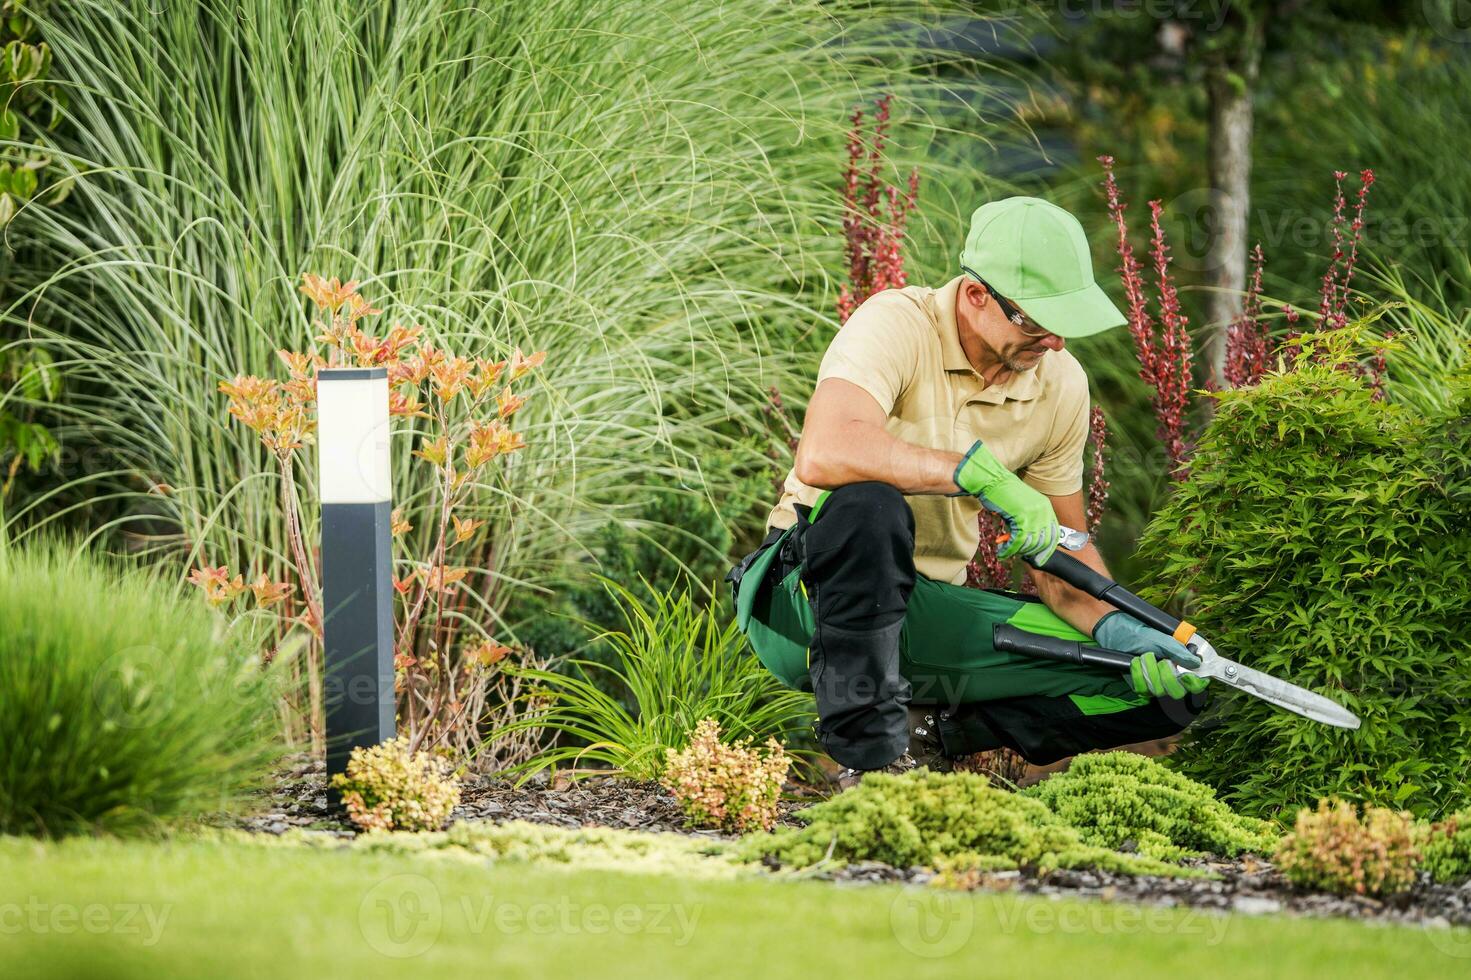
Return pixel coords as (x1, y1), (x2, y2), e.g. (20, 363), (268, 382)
(495, 579), (814, 782)
(1419, 809), (1471, 885)
(661, 718), (790, 834)
(0, 539), (282, 835)
(330, 738), (463, 834)
(1022, 752), (1278, 861)
(1274, 798), (1420, 897)
(742, 770), (1195, 878)
(1137, 327), (1471, 817)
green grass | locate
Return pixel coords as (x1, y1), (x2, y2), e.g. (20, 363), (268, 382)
(0, 538), (283, 836)
(0, 835), (1464, 978)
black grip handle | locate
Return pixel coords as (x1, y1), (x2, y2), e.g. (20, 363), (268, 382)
(992, 623), (1135, 671)
(1025, 549), (1184, 638)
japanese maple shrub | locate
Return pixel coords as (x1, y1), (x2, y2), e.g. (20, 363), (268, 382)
(1137, 327), (1471, 818)
(1419, 808), (1471, 885)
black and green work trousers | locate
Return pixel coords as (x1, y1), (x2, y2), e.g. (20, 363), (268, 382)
(728, 482), (1204, 770)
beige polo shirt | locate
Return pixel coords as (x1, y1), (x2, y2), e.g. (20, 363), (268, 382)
(766, 274), (1091, 585)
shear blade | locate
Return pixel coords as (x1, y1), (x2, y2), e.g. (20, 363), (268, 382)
(1196, 657), (1361, 730)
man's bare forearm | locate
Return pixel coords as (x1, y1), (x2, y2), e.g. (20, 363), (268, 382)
(1030, 541), (1116, 638)
(796, 418), (963, 495)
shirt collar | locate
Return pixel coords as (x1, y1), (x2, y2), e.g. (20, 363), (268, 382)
(932, 274), (1043, 403)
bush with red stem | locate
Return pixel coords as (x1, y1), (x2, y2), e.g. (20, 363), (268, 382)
(965, 405), (1112, 593)
(1224, 243), (1270, 389)
(766, 95), (921, 481)
(1100, 156), (1196, 483)
(837, 93), (920, 325)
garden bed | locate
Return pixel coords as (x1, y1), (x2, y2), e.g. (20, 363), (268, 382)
(234, 758), (1471, 932)
(233, 756), (814, 839)
(818, 859), (1471, 931)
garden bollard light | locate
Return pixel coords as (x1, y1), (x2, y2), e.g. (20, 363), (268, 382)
(317, 367), (396, 802)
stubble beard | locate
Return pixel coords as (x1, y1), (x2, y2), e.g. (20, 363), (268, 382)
(1001, 345), (1046, 374)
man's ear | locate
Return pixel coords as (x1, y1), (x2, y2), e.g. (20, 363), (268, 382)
(959, 277), (989, 314)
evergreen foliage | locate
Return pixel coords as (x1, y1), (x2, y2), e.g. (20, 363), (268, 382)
(743, 770), (1195, 878)
(1023, 752), (1278, 861)
(1138, 327), (1471, 817)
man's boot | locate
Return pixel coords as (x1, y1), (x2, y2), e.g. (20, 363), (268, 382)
(832, 707), (957, 791)
(904, 705), (955, 773)
(833, 751), (920, 792)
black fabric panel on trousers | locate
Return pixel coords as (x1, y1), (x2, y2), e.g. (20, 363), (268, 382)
(938, 691), (1207, 765)
(797, 483), (917, 768)
(799, 482), (915, 631)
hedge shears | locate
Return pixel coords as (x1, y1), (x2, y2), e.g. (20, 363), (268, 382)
(993, 527), (1362, 730)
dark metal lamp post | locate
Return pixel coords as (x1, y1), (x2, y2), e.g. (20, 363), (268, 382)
(317, 367), (396, 793)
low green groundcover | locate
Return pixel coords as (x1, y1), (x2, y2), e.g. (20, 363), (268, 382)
(1022, 752), (1280, 861)
(254, 820), (740, 879)
(740, 770), (1195, 878)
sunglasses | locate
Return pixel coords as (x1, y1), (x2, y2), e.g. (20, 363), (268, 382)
(962, 267), (1053, 339)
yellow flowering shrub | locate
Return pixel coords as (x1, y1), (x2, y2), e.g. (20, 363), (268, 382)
(330, 737), (462, 833)
(661, 718), (790, 834)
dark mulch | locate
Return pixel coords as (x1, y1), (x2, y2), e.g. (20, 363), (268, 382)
(817, 858), (1471, 930)
(232, 757), (1471, 931)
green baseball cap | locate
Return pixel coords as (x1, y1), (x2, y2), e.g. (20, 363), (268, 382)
(958, 196), (1126, 339)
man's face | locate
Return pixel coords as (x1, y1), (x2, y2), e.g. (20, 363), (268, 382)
(965, 279), (1066, 372)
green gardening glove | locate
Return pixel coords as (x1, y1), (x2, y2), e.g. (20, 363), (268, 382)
(951, 439), (1061, 564)
(1128, 651), (1211, 699)
(1093, 610), (1203, 669)
(1095, 610), (1207, 700)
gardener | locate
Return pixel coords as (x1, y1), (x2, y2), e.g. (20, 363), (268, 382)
(727, 197), (1208, 788)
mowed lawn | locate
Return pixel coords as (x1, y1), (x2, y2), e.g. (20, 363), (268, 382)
(0, 836), (1465, 979)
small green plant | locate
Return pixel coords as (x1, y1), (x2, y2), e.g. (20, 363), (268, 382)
(1419, 809), (1471, 885)
(0, 538), (282, 836)
(1139, 326), (1471, 817)
(1, 1), (67, 494)
(330, 737), (462, 833)
(497, 578), (813, 782)
(1023, 752), (1279, 861)
(0, 0), (69, 224)
(1274, 798), (1420, 897)
(741, 770), (1194, 878)
(661, 718), (790, 834)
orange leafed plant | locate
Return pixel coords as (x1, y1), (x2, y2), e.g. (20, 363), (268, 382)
(197, 274), (550, 759)
(661, 718), (790, 834)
